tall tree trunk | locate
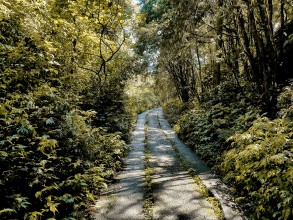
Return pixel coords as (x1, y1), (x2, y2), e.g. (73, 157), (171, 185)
(213, 0), (223, 87)
(179, 64), (190, 103)
(279, 0), (285, 72)
(268, 0), (273, 33)
(196, 46), (203, 96)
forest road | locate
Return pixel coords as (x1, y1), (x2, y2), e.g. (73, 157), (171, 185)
(92, 108), (245, 220)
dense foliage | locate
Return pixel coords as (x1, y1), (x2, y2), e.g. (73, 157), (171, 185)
(0, 85), (129, 219)
(125, 75), (158, 116)
(221, 108), (292, 219)
(139, 0), (293, 115)
(163, 82), (292, 219)
(163, 82), (260, 167)
(1, 0), (292, 219)
(0, 0), (156, 219)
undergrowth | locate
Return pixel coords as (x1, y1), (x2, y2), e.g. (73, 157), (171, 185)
(162, 82), (293, 219)
(0, 86), (129, 219)
(0, 16), (146, 219)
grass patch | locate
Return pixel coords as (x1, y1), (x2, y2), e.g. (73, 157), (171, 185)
(143, 112), (154, 220)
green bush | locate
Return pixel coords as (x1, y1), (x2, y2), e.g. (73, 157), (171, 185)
(0, 18), (129, 219)
(166, 82), (292, 219)
(173, 102), (258, 166)
(160, 77), (264, 166)
(162, 98), (187, 125)
(219, 106), (292, 219)
(0, 86), (128, 219)
(277, 81), (293, 117)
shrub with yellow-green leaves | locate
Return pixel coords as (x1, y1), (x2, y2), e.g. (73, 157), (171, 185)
(162, 98), (187, 125)
(0, 15), (130, 219)
(0, 85), (129, 219)
(163, 82), (292, 219)
(168, 101), (258, 166)
(220, 106), (292, 219)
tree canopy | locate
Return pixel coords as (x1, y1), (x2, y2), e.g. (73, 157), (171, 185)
(138, 0), (293, 117)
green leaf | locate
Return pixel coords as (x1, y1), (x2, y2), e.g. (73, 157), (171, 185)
(46, 117), (55, 125)
(113, 149), (121, 154)
(284, 208), (291, 219)
(25, 211), (43, 220)
(0, 151), (8, 158)
(0, 208), (15, 215)
(49, 202), (59, 214)
(17, 127), (29, 135)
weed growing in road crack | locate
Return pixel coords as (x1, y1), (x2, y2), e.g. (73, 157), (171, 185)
(143, 112), (154, 220)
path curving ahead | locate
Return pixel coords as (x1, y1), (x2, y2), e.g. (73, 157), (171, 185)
(92, 108), (245, 220)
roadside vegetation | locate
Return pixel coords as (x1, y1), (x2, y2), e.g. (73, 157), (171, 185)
(162, 83), (292, 219)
